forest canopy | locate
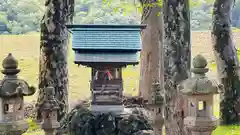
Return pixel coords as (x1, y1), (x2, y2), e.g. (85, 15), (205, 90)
(0, 0), (240, 34)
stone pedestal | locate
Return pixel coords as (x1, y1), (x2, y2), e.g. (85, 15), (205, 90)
(0, 120), (28, 135)
(43, 129), (57, 135)
(41, 120), (60, 135)
(184, 117), (218, 135)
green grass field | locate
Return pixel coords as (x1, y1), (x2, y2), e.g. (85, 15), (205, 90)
(0, 32), (240, 135)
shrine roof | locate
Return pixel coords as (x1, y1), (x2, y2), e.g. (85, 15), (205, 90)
(66, 24), (147, 29)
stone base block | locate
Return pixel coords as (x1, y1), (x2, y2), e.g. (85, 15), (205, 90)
(0, 120), (28, 134)
(41, 121), (60, 130)
(43, 129), (57, 135)
(90, 105), (124, 113)
(184, 116), (218, 133)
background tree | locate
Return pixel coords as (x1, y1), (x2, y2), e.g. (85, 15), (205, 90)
(2, 0), (240, 34)
(212, 0), (240, 124)
(232, 0), (240, 28)
(138, 0), (163, 103)
(163, 0), (191, 135)
(138, 0), (165, 134)
(36, 0), (74, 121)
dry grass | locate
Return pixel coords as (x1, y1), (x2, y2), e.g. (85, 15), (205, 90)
(0, 33), (146, 101)
(0, 32), (240, 135)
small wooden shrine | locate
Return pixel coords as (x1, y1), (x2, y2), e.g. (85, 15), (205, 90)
(67, 24), (146, 111)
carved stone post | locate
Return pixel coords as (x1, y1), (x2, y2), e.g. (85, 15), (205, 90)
(0, 53), (36, 135)
(146, 82), (164, 135)
(38, 87), (60, 135)
(178, 54), (221, 135)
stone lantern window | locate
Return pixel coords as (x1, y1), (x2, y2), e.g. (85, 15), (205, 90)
(0, 53), (36, 134)
(178, 54), (222, 135)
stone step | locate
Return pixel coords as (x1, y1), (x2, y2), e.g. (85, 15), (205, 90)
(92, 91), (121, 95)
(91, 101), (122, 105)
(94, 84), (121, 88)
(93, 87), (121, 91)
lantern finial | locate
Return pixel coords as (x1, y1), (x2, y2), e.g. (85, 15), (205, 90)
(1, 53), (20, 75)
(179, 54), (220, 95)
(191, 54), (209, 74)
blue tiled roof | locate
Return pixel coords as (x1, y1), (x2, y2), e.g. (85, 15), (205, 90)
(68, 24), (146, 51)
(74, 52), (140, 63)
(72, 30), (141, 50)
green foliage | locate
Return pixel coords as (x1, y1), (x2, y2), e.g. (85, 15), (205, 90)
(26, 118), (41, 132)
(0, 12), (8, 24)
(0, 0), (232, 34)
(73, 0), (139, 25)
(0, 0), (239, 34)
(191, 9), (212, 30)
(0, 0), (43, 34)
(190, 0), (204, 8)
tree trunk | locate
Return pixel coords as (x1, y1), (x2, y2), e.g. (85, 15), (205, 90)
(139, 0), (163, 103)
(36, 0), (74, 121)
(138, 0), (164, 134)
(212, 0), (240, 124)
(163, 0), (191, 135)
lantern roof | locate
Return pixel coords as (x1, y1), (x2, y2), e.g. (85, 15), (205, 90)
(0, 79), (36, 97)
(179, 54), (221, 95)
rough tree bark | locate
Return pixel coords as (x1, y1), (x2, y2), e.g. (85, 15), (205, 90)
(36, 0), (74, 121)
(212, 0), (240, 124)
(163, 0), (191, 135)
(138, 0), (164, 134)
(139, 0), (163, 104)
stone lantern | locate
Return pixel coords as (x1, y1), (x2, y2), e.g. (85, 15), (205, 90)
(178, 54), (221, 135)
(38, 86), (60, 135)
(0, 53), (36, 134)
(145, 81), (164, 135)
